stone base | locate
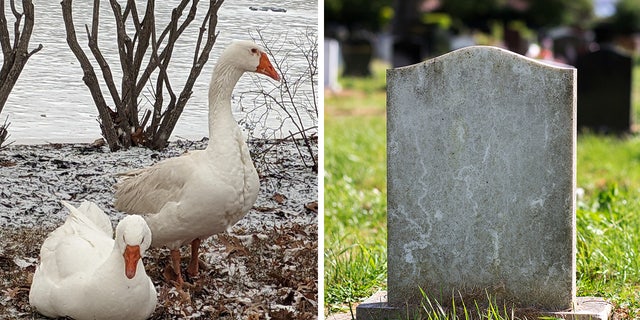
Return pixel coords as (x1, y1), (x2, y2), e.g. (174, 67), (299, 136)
(355, 291), (612, 320)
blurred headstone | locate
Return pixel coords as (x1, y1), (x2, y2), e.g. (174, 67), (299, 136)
(576, 46), (632, 133)
(391, 0), (423, 68)
(356, 46), (610, 319)
(324, 38), (341, 92)
(550, 26), (592, 66)
(341, 33), (372, 77)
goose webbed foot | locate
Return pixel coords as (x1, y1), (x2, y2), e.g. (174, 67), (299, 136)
(163, 249), (185, 288)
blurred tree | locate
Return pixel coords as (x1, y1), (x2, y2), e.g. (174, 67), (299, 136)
(610, 0), (640, 34)
(325, 0), (392, 76)
(437, 0), (594, 30)
(389, 0), (594, 65)
(522, 0), (594, 28)
(502, 0), (594, 56)
(440, 0), (504, 30)
(325, 0), (392, 34)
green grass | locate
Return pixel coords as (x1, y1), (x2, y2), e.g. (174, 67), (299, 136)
(324, 61), (389, 314)
(324, 115), (387, 313)
(575, 136), (640, 318)
(338, 60), (388, 94)
(325, 60), (387, 116)
(324, 60), (640, 318)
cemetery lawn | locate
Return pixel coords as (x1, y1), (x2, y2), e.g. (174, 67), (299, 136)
(325, 60), (640, 318)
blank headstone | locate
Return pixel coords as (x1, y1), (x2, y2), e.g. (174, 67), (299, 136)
(364, 46), (577, 317)
(324, 38), (341, 92)
(576, 47), (632, 133)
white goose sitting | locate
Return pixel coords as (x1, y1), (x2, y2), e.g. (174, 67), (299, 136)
(29, 201), (156, 320)
(114, 40), (280, 286)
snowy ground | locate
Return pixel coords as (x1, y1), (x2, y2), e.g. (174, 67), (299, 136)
(0, 138), (318, 319)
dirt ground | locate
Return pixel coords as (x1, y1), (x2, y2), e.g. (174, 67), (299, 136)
(0, 137), (318, 319)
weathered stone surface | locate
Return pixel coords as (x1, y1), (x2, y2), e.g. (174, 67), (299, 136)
(385, 46), (576, 310)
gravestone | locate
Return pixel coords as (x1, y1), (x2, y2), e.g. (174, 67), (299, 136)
(324, 37), (341, 92)
(576, 46), (632, 133)
(356, 46), (609, 319)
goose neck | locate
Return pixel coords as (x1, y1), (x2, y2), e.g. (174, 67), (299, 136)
(209, 63), (243, 109)
(207, 63), (244, 149)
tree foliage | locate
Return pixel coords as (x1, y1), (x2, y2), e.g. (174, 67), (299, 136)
(522, 0), (593, 28)
(397, 0), (594, 31)
(439, 0), (504, 29)
(610, 0), (640, 33)
(324, 0), (392, 32)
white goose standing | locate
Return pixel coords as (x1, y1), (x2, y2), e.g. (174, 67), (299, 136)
(114, 40), (279, 286)
(29, 201), (156, 320)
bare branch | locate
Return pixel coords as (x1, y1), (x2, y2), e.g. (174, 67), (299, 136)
(91, 0), (99, 40)
(0, 0), (11, 58)
(9, 0), (18, 17)
(63, 0), (225, 150)
(11, 0), (22, 50)
(135, 0), (192, 98)
(156, 0), (190, 46)
(240, 28), (318, 171)
(175, 0), (199, 37)
(61, 0), (121, 150)
(147, 19), (168, 137)
(0, 115), (11, 148)
(131, 0), (153, 79)
(85, 24), (123, 114)
(150, 0), (223, 149)
(85, 0), (124, 116)
(193, 4), (211, 66)
(26, 42), (41, 57)
(0, 0), (41, 115)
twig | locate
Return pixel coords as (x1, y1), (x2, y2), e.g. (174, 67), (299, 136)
(239, 29), (318, 171)
(0, 114), (11, 149)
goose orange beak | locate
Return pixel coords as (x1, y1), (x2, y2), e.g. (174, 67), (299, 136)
(257, 52), (280, 81)
(124, 245), (141, 279)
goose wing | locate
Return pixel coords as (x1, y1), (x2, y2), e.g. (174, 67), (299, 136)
(35, 201), (113, 282)
(114, 153), (200, 214)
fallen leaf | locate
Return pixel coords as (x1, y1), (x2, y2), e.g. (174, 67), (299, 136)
(304, 201), (318, 213)
(0, 160), (16, 167)
(254, 206), (276, 212)
(218, 235), (249, 256)
(3, 287), (28, 300)
(92, 138), (105, 148)
(273, 193), (287, 204)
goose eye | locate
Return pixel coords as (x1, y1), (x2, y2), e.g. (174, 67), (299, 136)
(251, 48), (258, 54)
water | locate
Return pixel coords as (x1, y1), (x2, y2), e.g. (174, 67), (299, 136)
(2, 0), (317, 144)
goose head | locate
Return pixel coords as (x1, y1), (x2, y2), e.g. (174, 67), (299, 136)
(114, 215), (152, 279)
(219, 40), (280, 81)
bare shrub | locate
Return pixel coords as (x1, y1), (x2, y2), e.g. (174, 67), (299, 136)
(239, 28), (318, 172)
(61, 0), (224, 151)
(0, 0), (43, 148)
(0, 116), (10, 150)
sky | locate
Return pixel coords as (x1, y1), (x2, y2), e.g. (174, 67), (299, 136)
(594, 0), (617, 17)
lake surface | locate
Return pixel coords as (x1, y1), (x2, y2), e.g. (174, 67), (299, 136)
(2, 0), (318, 144)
